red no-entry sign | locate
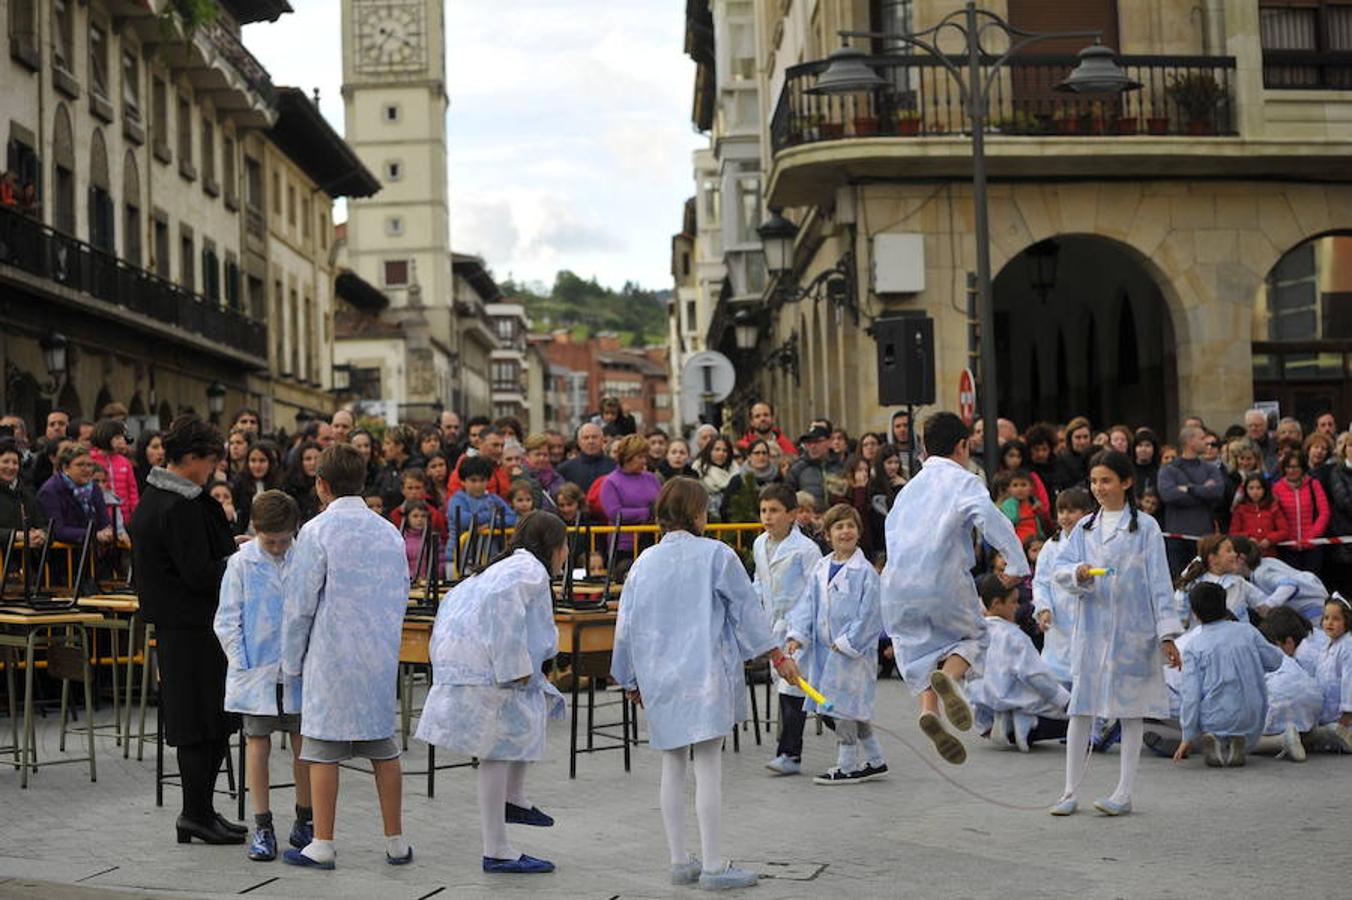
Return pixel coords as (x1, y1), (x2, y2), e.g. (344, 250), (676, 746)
(958, 368), (976, 425)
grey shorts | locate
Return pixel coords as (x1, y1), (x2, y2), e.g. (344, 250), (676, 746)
(242, 685), (302, 737)
(299, 737), (400, 764)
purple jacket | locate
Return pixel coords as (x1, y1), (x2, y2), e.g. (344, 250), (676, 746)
(37, 475), (110, 545)
(600, 468), (662, 552)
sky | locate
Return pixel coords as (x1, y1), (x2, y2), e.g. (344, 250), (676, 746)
(243, 0), (706, 291)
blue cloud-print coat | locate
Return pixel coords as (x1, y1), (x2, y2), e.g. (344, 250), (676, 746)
(282, 496), (409, 741)
(753, 525), (822, 698)
(785, 549), (882, 722)
(1178, 620), (1283, 747)
(1032, 534), (1075, 686)
(969, 616), (1071, 721)
(1053, 510), (1183, 719)
(1313, 633), (1352, 725)
(882, 456), (1029, 692)
(415, 550), (565, 761)
(1252, 557), (1328, 624)
(611, 530), (777, 750)
(1265, 654), (1324, 734)
(214, 538), (301, 716)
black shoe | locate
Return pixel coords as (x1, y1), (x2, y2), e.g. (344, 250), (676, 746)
(213, 812), (248, 836)
(176, 815), (246, 845)
(854, 762), (889, 782)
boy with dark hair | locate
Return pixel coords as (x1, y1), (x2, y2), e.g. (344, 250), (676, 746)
(881, 412), (1028, 765)
(281, 444), (412, 869)
(1258, 606), (1324, 762)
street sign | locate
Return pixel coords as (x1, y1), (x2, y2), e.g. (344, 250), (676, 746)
(958, 368), (976, 426)
(680, 351), (737, 424)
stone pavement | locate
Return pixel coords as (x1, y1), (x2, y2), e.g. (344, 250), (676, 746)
(1, 679), (1346, 899)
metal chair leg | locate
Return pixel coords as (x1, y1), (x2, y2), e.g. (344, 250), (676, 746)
(79, 626), (96, 782)
(237, 727), (247, 821)
(58, 675), (70, 752)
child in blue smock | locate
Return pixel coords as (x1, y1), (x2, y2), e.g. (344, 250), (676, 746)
(1050, 450), (1183, 817)
(971, 574), (1070, 752)
(214, 490), (312, 862)
(1258, 607), (1325, 762)
(1232, 536), (1329, 624)
(785, 504), (885, 784)
(882, 413), (1028, 766)
(416, 513), (569, 875)
(280, 445), (412, 870)
(612, 478), (803, 893)
(752, 483), (823, 776)
(1312, 595), (1352, 752)
(1173, 583), (1283, 768)
(1172, 535), (1272, 626)
(1033, 488), (1093, 687)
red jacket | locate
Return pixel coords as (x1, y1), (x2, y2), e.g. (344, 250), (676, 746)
(1271, 476), (1329, 548)
(736, 427), (798, 458)
(88, 447), (139, 522)
(445, 458), (512, 499)
(1229, 499), (1289, 555)
(389, 502), (450, 545)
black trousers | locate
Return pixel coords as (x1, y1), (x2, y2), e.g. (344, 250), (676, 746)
(177, 736), (230, 821)
(1165, 537), (1196, 579)
(776, 693), (807, 760)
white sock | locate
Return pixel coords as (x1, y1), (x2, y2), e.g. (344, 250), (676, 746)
(385, 834), (410, 859)
(1063, 715), (1092, 800)
(660, 748), (689, 866)
(478, 761), (517, 860)
(1110, 718), (1144, 804)
(302, 838), (335, 864)
(505, 761), (530, 808)
(692, 738), (724, 873)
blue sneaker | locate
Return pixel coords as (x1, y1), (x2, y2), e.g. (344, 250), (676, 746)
(288, 820), (313, 850)
(483, 854), (556, 874)
(386, 846), (414, 866)
(247, 827), (277, 862)
(282, 848), (335, 870)
(698, 864), (759, 891)
(505, 803), (555, 827)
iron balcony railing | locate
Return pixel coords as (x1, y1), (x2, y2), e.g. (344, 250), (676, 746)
(199, 20), (278, 106)
(0, 205), (267, 359)
(770, 53), (1239, 153)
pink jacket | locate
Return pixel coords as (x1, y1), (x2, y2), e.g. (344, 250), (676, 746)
(88, 447), (139, 522)
(1271, 475), (1329, 548)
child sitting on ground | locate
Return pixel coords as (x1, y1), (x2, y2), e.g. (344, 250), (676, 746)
(969, 573), (1070, 752)
(1258, 606), (1324, 762)
(1312, 595), (1352, 752)
(786, 504), (886, 784)
(1173, 535), (1271, 626)
(1231, 536), (1329, 626)
(1173, 583), (1283, 768)
(214, 490), (312, 861)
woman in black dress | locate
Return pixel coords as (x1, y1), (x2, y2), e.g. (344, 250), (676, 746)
(130, 415), (243, 844)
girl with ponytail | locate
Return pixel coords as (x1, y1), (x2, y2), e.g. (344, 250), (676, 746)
(1047, 450), (1183, 818)
(416, 512), (570, 875)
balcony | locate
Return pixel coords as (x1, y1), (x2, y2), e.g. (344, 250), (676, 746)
(0, 206), (267, 363)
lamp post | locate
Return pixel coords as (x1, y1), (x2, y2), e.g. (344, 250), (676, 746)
(38, 331), (68, 392)
(206, 380), (227, 424)
(808, 1), (1136, 476)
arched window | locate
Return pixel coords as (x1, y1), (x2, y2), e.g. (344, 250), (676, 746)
(88, 128), (114, 252)
(123, 150), (141, 266)
(52, 104), (75, 234)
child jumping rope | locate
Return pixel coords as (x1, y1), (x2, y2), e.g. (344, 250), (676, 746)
(1050, 450), (1183, 816)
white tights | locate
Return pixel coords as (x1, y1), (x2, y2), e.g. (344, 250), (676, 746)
(660, 738), (723, 871)
(478, 760), (531, 860)
(1063, 716), (1144, 804)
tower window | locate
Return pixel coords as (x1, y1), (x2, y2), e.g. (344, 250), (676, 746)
(386, 216), (404, 236)
(384, 259), (409, 286)
(384, 160), (402, 181)
(383, 103), (400, 122)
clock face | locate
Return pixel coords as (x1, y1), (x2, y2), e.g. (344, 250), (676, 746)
(355, 1), (426, 72)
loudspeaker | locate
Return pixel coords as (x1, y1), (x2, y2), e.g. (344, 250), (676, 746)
(874, 314), (935, 407)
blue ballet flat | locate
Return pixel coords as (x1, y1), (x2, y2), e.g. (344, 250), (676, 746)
(483, 854), (556, 874)
(386, 846), (414, 866)
(288, 820), (314, 850)
(282, 848), (335, 870)
(247, 827), (277, 862)
(505, 803), (555, 827)
(1093, 796), (1132, 816)
(1048, 796), (1078, 817)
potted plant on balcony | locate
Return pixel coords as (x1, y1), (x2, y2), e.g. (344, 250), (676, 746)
(1146, 111), (1171, 135)
(988, 111), (1039, 135)
(1052, 106), (1084, 135)
(853, 111), (880, 136)
(1114, 112), (1139, 135)
(1165, 72), (1225, 135)
(818, 114), (846, 140)
(895, 109), (922, 136)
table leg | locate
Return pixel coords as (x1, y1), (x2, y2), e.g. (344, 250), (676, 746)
(79, 626), (97, 782)
(569, 644), (580, 780)
(6, 647), (17, 764)
(109, 623), (121, 748)
(586, 678), (595, 751)
(58, 669), (70, 752)
(155, 681), (164, 807)
(21, 632), (36, 788)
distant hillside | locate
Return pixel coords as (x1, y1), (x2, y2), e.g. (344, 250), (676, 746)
(501, 271), (668, 347)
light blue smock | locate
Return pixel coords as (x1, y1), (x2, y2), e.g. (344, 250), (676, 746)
(1053, 510), (1183, 719)
(1265, 654), (1324, 734)
(1178, 620), (1283, 747)
(214, 538), (302, 716)
(610, 530), (777, 750)
(1296, 628), (1327, 677)
(1313, 633), (1352, 725)
(415, 550), (565, 761)
(282, 496), (409, 741)
(753, 525), (822, 698)
(1031, 534), (1075, 685)
(1251, 557), (1328, 623)
(882, 456), (1029, 692)
(784, 549), (882, 722)
(969, 616), (1070, 721)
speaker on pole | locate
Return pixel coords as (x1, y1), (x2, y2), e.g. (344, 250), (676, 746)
(874, 314), (935, 407)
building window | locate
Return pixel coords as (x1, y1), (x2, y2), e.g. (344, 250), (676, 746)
(735, 173), (760, 245)
(122, 49), (140, 119)
(201, 115), (217, 194)
(384, 259), (409, 286)
(224, 255), (240, 309)
(685, 299), (696, 330)
(728, 20), (755, 81)
(8, 0), (39, 68)
(302, 196), (311, 239)
(319, 210), (328, 248)
(383, 103), (400, 122)
(681, 251), (691, 277)
(222, 135), (237, 206)
(384, 160), (402, 181)
(180, 227), (195, 291)
(89, 177), (115, 253)
(123, 197), (141, 268)
(386, 215), (404, 236)
(245, 155), (263, 208)
(51, 0), (73, 74)
(176, 94), (194, 178)
(152, 212), (170, 279)
(288, 287), (300, 376)
(1260, 1), (1352, 88)
(89, 24), (110, 98)
(495, 317), (516, 341)
(701, 177), (720, 224)
(286, 183), (296, 227)
(202, 242), (220, 303)
(273, 279), (285, 370)
(151, 77), (170, 162)
(6, 137), (40, 207)
(270, 170), (281, 214)
(492, 361), (520, 390)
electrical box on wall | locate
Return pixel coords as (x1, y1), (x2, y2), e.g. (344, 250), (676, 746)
(872, 233), (926, 295)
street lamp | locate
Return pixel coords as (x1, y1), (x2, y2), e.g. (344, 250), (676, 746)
(206, 381), (227, 423)
(808, 1), (1137, 477)
(732, 310), (761, 353)
(757, 208), (798, 276)
(330, 363), (352, 395)
(39, 331), (68, 384)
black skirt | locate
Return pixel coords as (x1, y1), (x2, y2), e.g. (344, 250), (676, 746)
(156, 626), (239, 746)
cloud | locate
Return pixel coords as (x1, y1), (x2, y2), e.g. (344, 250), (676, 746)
(244, 0), (705, 289)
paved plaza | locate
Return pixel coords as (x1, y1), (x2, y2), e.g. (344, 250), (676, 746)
(1, 681), (1345, 899)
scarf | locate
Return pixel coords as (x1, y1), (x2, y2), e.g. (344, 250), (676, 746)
(146, 465), (203, 499)
(61, 472), (97, 517)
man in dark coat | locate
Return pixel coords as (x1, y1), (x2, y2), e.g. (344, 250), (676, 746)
(131, 415), (244, 845)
